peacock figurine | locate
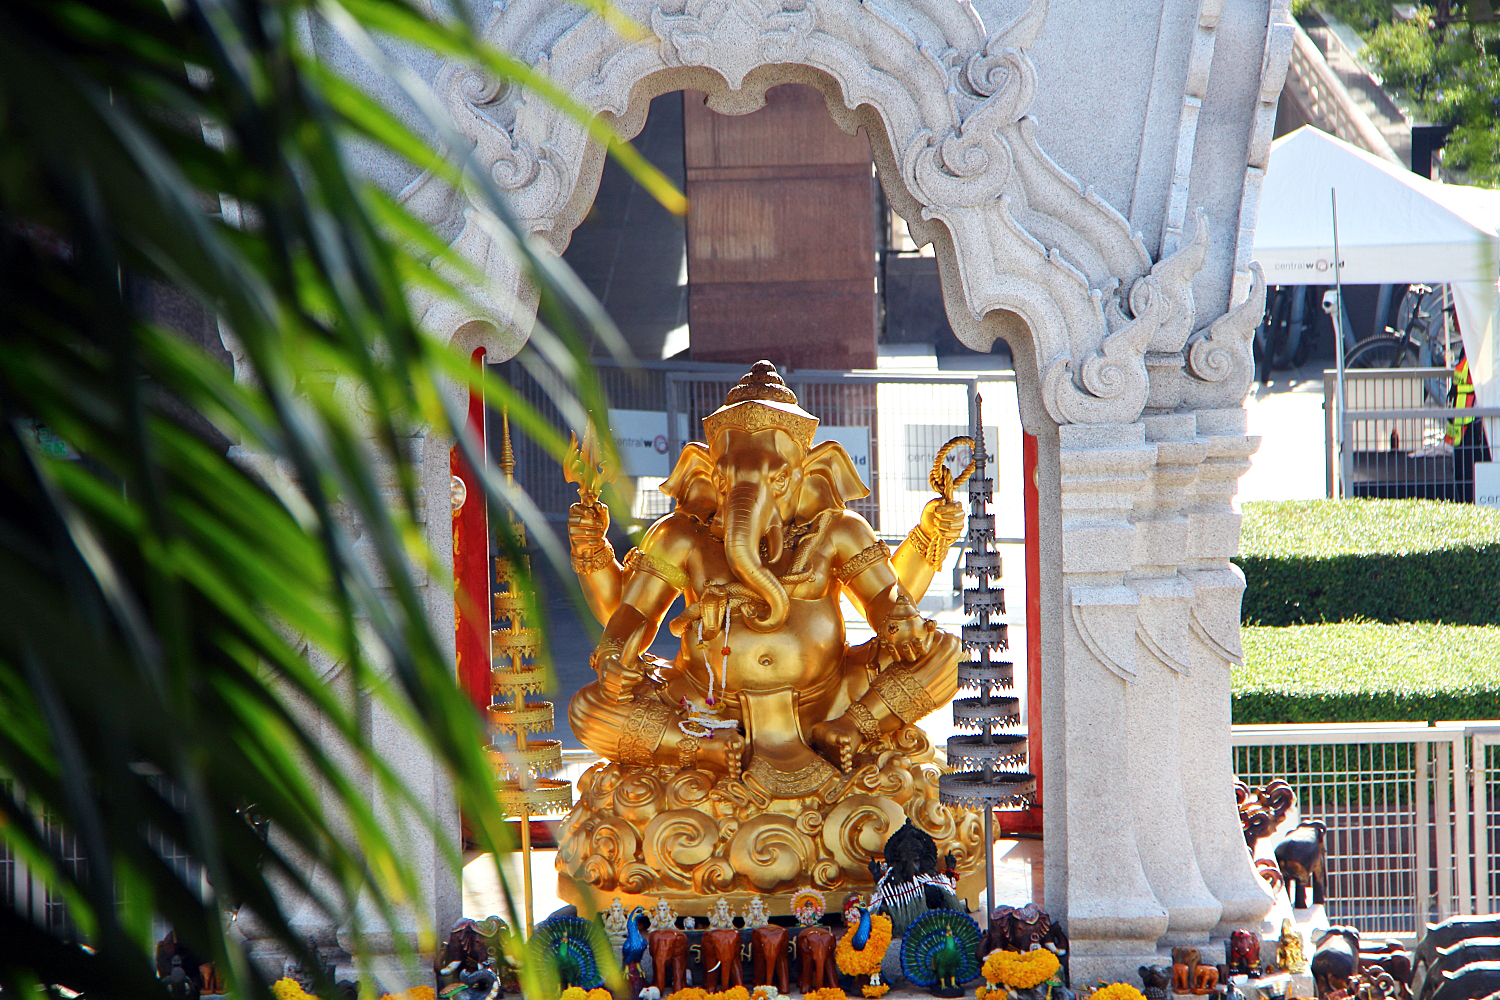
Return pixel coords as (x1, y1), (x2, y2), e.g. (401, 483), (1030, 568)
(527, 914), (608, 993)
(621, 906), (648, 970)
(851, 905), (872, 951)
(900, 910), (981, 998)
(621, 905), (648, 994)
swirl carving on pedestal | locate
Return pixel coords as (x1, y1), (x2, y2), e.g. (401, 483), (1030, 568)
(556, 728), (982, 902)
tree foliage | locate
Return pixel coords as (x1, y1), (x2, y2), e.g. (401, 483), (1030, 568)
(0, 0), (668, 996)
(1302, 1), (1500, 186)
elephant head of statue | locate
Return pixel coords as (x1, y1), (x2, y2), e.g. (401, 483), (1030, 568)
(670, 361), (867, 633)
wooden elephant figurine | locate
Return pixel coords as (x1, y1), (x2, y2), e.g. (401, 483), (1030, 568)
(798, 926), (838, 993)
(752, 924), (791, 994)
(1276, 820), (1328, 910)
(1173, 948), (1203, 995)
(1312, 926), (1360, 999)
(1230, 929), (1262, 977)
(648, 928), (689, 994)
(1139, 965), (1171, 1000)
(1194, 965), (1219, 994)
(702, 927), (744, 992)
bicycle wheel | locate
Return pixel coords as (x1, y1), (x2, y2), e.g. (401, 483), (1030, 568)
(1345, 337), (1422, 369)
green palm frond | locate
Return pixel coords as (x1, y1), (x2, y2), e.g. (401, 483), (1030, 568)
(0, 0), (663, 995)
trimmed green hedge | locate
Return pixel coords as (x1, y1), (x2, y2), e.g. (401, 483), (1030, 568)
(1235, 500), (1500, 626)
(1232, 622), (1500, 723)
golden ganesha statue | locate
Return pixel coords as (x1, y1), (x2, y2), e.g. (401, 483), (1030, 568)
(555, 361), (982, 910)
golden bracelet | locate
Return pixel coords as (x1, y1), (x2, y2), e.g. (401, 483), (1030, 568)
(591, 636), (624, 673)
(571, 544), (614, 574)
(906, 525), (947, 569)
(677, 735), (700, 771)
(846, 702), (883, 739)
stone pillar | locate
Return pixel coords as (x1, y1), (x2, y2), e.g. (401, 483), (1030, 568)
(1049, 422), (1169, 984)
(1044, 411), (1274, 983)
(220, 362), (463, 989)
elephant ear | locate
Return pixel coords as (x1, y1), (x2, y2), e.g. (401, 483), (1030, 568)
(661, 441), (714, 502)
(802, 441), (869, 508)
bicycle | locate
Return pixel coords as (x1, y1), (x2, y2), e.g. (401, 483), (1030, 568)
(1343, 283), (1453, 371)
(1254, 285), (1318, 381)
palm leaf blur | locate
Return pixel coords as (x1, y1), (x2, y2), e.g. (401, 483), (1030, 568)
(0, 0), (663, 995)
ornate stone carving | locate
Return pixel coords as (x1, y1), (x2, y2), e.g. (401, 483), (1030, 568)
(1043, 275), (1165, 425)
(651, 0), (817, 90)
(1186, 263), (1267, 389)
(1068, 585), (1140, 682)
(401, 0), (1283, 426)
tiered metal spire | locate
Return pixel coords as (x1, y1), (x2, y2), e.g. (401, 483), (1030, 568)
(937, 393), (1035, 921)
(490, 409), (572, 933)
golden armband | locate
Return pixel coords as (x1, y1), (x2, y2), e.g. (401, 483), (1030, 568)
(870, 667), (938, 724)
(622, 547), (689, 591)
(833, 540), (892, 582)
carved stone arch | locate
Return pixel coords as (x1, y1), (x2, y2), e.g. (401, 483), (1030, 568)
(403, 0), (1253, 428)
(264, 0), (1297, 985)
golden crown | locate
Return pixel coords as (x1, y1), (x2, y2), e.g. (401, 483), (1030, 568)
(701, 361), (819, 449)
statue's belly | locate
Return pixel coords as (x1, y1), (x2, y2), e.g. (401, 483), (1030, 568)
(707, 596), (843, 696)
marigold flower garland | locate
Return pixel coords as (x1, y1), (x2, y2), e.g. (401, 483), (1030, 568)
(1090, 985), (1146, 1000)
(982, 948), (1061, 991)
(862, 983), (891, 998)
(560, 989), (614, 1000)
(805, 989), (848, 1000)
(835, 913), (893, 977)
(666, 987), (751, 1000)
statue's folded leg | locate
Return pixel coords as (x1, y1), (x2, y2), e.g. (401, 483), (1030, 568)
(813, 632), (960, 765)
(867, 630), (960, 727)
(568, 681), (675, 764)
(568, 681), (742, 773)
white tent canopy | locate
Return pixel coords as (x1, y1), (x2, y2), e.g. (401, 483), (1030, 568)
(1252, 125), (1500, 416)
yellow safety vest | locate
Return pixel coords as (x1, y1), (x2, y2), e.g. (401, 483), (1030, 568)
(1446, 357), (1475, 445)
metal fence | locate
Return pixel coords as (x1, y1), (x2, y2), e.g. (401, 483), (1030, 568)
(2, 773), (203, 939)
(1325, 367), (1499, 501)
(495, 359), (1023, 544)
(1230, 721), (1500, 940)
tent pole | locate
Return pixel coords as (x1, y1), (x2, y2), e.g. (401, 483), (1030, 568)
(1332, 190), (1350, 498)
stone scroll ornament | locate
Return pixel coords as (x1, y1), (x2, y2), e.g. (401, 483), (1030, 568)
(409, 0), (1256, 428)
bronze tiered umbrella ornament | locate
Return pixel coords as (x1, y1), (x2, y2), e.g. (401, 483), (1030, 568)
(937, 395), (1035, 925)
(489, 410), (572, 934)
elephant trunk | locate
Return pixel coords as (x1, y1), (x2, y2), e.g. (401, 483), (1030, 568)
(722, 480), (788, 633)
